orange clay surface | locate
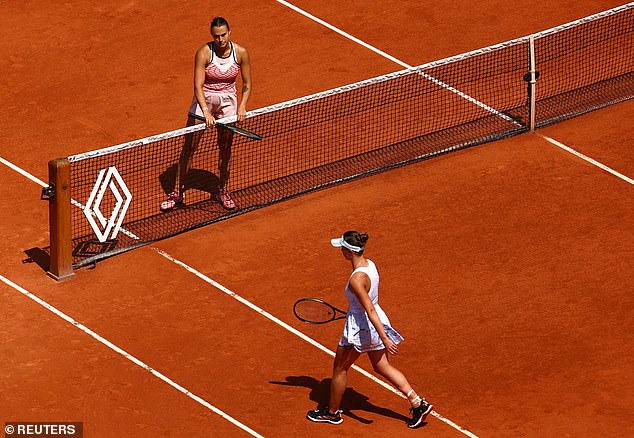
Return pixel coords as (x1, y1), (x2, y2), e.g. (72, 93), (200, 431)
(1, 1), (632, 437)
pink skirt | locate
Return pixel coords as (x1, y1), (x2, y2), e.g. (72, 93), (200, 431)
(188, 92), (237, 120)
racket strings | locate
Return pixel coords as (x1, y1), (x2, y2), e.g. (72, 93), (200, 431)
(295, 301), (335, 323)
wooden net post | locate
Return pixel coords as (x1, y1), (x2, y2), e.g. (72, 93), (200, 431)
(46, 158), (74, 281)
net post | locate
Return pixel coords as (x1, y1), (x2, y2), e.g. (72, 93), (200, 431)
(47, 158), (74, 281)
(528, 36), (537, 131)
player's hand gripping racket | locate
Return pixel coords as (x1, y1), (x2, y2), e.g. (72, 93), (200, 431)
(192, 114), (262, 140)
(293, 298), (347, 324)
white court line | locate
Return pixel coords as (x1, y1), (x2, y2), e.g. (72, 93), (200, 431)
(276, 0), (632, 184)
(0, 273), (264, 438)
(277, 0), (409, 68)
(153, 248), (479, 438)
(539, 134), (634, 185)
(276, 0), (517, 125)
(0, 156), (47, 187)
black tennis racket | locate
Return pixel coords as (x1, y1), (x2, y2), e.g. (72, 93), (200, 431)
(191, 114), (262, 140)
(293, 298), (347, 324)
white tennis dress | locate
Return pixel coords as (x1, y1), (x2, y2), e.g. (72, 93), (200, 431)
(339, 259), (404, 352)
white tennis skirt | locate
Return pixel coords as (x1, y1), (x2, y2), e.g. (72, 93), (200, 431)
(339, 305), (404, 353)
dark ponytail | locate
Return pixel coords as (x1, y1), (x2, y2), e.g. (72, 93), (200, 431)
(342, 231), (369, 253)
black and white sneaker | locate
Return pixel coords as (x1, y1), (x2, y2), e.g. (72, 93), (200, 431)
(306, 406), (343, 424)
(408, 399), (433, 428)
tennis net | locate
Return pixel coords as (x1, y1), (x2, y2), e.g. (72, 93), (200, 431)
(47, 3), (633, 272)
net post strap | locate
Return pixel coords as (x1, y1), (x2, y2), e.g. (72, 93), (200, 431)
(48, 158), (74, 281)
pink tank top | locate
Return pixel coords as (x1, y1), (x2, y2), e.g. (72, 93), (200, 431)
(203, 42), (241, 94)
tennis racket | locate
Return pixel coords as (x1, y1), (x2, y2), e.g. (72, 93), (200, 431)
(191, 114), (262, 140)
(293, 298), (347, 324)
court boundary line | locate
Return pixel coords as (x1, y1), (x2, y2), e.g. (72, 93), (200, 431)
(276, 0), (517, 125)
(0, 273), (265, 438)
(153, 248), (479, 438)
(275, 0), (633, 185)
(0, 157), (48, 186)
(538, 134), (633, 185)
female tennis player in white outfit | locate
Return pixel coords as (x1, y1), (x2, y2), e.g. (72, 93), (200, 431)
(307, 231), (433, 428)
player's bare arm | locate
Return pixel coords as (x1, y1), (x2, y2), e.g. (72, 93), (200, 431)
(193, 45), (215, 126)
(349, 273), (398, 355)
(235, 44), (252, 121)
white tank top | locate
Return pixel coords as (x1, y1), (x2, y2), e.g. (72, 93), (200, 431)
(344, 259), (380, 314)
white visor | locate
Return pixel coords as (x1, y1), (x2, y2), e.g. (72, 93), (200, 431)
(330, 236), (363, 252)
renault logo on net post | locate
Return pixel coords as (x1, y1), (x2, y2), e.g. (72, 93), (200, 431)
(82, 166), (132, 243)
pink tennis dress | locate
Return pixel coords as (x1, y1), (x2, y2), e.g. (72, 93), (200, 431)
(339, 260), (404, 352)
(189, 41), (240, 119)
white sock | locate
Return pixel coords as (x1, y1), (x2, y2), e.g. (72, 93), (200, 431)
(407, 389), (422, 407)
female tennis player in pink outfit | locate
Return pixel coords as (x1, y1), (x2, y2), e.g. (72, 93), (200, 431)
(307, 231), (433, 428)
(161, 17), (252, 211)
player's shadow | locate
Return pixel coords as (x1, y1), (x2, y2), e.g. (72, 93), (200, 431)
(159, 164), (221, 197)
(269, 375), (415, 425)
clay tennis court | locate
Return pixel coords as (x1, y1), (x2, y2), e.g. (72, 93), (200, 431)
(1, 1), (633, 437)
